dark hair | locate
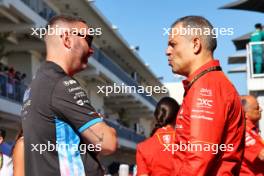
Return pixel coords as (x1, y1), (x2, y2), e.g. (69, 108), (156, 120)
(45, 15), (87, 30)
(255, 23), (262, 29)
(150, 97), (180, 136)
(171, 15), (217, 52)
(0, 129), (6, 139)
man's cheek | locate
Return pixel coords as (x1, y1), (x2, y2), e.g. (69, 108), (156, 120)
(174, 51), (181, 59)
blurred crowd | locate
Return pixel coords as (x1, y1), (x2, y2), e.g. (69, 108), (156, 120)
(0, 62), (27, 102)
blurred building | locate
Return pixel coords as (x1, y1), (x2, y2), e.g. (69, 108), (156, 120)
(164, 82), (184, 104)
(0, 0), (168, 169)
(221, 0), (264, 137)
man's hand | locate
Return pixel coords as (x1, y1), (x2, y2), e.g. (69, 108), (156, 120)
(258, 148), (264, 161)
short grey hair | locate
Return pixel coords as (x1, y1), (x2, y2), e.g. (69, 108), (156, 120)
(46, 15), (87, 29)
(171, 15), (217, 52)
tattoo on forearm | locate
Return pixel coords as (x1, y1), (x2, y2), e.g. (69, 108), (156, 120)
(88, 129), (104, 142)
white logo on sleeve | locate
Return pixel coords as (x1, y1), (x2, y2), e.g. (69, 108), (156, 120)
(68, 87), (82, 92)
(200, 88), (212, 97)
(76, 100), (84, 106)
(197, 98), (213, 108)
(73, 91), (86, 99)
(64, 80), (77, 86)
(162, 135), (171, 144)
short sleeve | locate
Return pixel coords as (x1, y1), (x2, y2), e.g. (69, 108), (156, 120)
(136, 145), (150, 175)
(51, 77), (103, 133)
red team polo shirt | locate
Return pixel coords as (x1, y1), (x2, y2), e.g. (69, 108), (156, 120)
(173, 60), (245, 176)
(240, 119), (264, 176)
(136, 126), (175, 176)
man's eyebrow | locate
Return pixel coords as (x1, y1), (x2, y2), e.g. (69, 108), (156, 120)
(168, 40), (175, 44)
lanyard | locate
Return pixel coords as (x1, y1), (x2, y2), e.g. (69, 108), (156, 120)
(184, 66), (222, 97)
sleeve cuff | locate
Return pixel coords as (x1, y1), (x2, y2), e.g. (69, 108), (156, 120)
(78, 118), (103, 133)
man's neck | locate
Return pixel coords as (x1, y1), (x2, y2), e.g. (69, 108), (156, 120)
(246, 118), (258, 127)
(46, 57), (71, 75)
(187, 54), (214, 77)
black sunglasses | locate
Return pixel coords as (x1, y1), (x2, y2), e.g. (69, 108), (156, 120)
(76, 33), (94, 47)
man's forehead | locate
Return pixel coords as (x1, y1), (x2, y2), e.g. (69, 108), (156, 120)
(168, 22), (183, 41)
(248, 97), (259, 107)
(168, 31), (179, 42)
(168, 35), (175, 42)
(172, 22), (183, 30)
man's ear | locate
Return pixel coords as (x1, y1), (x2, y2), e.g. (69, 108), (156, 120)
(0, 137), (3, 144)
(245, 112), (249, 118)
(193, 37), (201, 54)
(61, 31), (71, 49)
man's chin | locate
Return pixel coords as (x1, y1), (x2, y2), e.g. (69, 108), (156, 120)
(171, 68), (179, 74)
(168, 65), (175, 72)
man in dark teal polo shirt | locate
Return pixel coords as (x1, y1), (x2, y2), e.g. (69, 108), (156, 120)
(250, 23), (264, 74)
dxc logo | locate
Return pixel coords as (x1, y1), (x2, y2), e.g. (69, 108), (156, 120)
(197, 98), (213, 107)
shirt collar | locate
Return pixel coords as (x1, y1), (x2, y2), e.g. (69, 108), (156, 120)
(40, 61), (66, 74)
(246, 119), (259, 132)
(182, 59), (220, 91)
(155, 125), (174, 134)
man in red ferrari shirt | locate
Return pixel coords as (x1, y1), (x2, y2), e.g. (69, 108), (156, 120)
(165, 16), (245, 175)
(240, 95), (264, 176)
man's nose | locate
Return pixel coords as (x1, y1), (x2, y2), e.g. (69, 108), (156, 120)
(166, 47), (171, 56)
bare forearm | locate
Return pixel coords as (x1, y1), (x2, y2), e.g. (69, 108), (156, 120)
(82, 122), (117, 155)
(99, 127), (117, 155)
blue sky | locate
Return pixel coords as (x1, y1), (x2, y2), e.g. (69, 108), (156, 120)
(94, 0), (264, 95)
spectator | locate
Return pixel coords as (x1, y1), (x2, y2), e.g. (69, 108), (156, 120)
(250, 23), (264, 74)
(0, 63), (27, 101)
(14, 71), (21, 101)
(7, 67), (15, 79)
(14, 71), (21, 82)
(0, 63), (5, 96)
(240, 95), (264, 175)
(0, 129), (13, 176)
(7, 67), (15, 99)
(136, 97), (180, 176)
(20, 73), (26, 82)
